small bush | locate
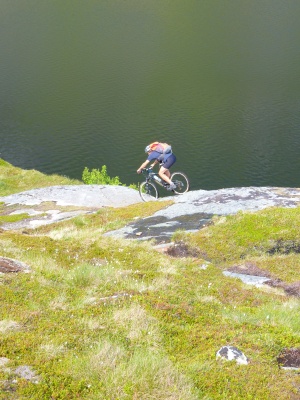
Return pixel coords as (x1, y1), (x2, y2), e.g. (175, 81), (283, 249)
(82, 166), (121, 185)
(82, 165), (138, 189)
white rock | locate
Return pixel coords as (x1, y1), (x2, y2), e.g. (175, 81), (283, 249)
(216, 346), (249, 365)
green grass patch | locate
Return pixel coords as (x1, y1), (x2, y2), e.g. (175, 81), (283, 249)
(1, 225), (300, 399)
(1, 160), (300, 399)
(0, 158), (82, 196)
(186, 207), (300, 277)
(0, 213), (31, 225)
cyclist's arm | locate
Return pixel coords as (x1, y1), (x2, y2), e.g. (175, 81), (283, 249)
(137, 159), (150, 174)
(150, 160), (159, 168)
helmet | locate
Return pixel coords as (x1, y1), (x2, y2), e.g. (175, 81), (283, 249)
(144, 144), (151, 153)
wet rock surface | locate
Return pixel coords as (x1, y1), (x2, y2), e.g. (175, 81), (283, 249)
(104, 212), (213, 243)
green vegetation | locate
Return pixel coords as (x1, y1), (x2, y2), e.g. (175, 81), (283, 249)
(82, 165), (122, 185)
(0, 159), (299, 399)
(0, 212), (31, 225)
(0, 201), (28, 225)
(187, 209), (300, 282)
(82, 165), (138, 189)
(0, 159), (81, 196)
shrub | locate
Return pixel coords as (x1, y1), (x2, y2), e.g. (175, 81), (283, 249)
(82, 166), (121, 185)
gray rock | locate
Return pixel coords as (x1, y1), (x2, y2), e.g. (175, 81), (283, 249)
(223, 271), (271, 287)
(2, 186), (300, 214)
(2, 185), (300, 238)
(216, 346), (249, 365)
(105, 186), (300, 242)
(0, 185), (142, 208)
(104, 212), (213, 243)
(14, 365), (40, 383)
(158, 187), (300, 218)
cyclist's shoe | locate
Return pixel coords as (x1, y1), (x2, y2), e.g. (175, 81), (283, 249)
(167, 182), (176, 191)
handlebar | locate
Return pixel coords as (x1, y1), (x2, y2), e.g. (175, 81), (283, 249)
(140, 168), (153, 175)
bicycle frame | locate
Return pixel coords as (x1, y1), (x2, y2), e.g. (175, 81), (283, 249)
(141, 168), (167, 188)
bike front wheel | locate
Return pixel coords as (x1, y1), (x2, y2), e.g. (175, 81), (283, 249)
(171, 172), (190, 194)
(139, 181), (159, 202)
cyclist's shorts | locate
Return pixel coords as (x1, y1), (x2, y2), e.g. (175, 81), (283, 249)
(161, 153), (176, 169)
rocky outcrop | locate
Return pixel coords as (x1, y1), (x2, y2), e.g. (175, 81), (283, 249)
(105, 186), (300, 242)
(1, 185), (300, 235)
(0, 185), (142, 207)
(159, 186), (300, 217)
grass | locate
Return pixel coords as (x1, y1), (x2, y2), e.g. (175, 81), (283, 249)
(0, 213), (31, 225)
(0, 159), (300, 399)
(0, 158), (81, 196)
(186, 208), (300, 282)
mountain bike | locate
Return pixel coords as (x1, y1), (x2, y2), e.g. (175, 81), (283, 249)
(139, 168), (189, 202)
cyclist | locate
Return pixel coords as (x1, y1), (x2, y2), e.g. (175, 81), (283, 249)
(137, 144), (177, 190)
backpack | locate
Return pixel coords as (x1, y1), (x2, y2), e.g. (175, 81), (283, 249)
(149, 142), (172, 160)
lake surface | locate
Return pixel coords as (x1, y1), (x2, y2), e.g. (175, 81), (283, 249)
(1, 0), (300, 191)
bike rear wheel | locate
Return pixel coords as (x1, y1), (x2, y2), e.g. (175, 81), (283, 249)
(171, 171), (189, 194)
(139, 181), (159, 201)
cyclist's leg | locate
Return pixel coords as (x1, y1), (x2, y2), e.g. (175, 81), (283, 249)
(159, 154), (176, 187)
(159, 166), (172, 184)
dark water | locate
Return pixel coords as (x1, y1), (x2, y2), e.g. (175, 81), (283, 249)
(1, 0), (300, 191)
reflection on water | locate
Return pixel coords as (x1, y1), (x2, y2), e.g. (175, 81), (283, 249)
(1, 0), (300, 191)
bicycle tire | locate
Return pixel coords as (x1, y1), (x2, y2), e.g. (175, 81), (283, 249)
(170, 171), (189, 194)
(139, 181), (159, 201)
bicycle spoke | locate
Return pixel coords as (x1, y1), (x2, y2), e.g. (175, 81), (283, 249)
(139, 181), (158, 201)
(170, 172), (189, 194)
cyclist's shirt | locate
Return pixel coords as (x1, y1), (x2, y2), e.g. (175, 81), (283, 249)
(147, 150), (173, 164)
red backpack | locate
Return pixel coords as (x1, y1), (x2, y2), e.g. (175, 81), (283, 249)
(149, 142), (172, 155)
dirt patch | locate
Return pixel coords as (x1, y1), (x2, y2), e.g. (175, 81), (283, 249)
(0, 257), (30, 273)
(166, 241), (205, 258)
(265, 279), (300, 298)
(277, 348), (300, 369)
(227, 262), (272, 277)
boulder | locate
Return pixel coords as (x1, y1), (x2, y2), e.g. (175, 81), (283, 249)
(216, 346), (249, 365)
